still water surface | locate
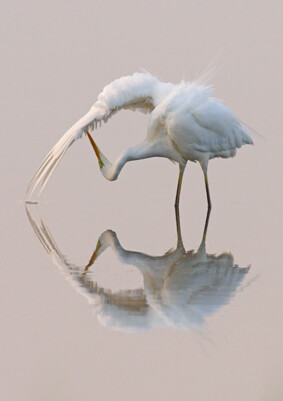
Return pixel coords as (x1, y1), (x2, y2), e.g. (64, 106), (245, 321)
(2, 184), (282, 400)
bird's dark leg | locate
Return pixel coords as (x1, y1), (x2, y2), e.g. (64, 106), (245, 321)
(202, 206), (211, 243)
(175, 164), (185, 208)
(175, 206), (182, 243)
(203, 170), (212, 210)
(174, 205), (185, 253)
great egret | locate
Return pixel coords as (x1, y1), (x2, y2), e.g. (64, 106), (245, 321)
(25, 206), (250, 332)
(26, 72), (253, 207)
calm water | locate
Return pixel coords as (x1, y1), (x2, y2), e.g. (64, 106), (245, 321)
(1, 1), (282, 400)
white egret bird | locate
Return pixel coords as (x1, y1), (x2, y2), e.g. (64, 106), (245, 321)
(26, 72), (253, 207)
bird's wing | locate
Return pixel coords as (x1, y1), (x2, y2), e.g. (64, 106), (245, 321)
(94, 71), (158, 119)
(191, 98), (253, 152)
(26, 72), (159, 199)
(25, 206), (105, 305)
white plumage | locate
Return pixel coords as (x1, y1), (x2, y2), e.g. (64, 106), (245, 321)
(26, 72), (253, 206)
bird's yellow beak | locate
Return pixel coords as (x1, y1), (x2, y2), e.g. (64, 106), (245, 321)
(86, 131), (104, 169)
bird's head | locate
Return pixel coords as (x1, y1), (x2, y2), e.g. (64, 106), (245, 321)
(84, 230), (117, 274)
(86, 131), (116, 181)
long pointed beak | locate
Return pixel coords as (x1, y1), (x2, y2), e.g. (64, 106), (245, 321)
(83, 239), (102, 274)
(86, 131), (104, 169)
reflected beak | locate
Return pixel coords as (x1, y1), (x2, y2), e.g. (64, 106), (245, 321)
(83, 240), (102, 274)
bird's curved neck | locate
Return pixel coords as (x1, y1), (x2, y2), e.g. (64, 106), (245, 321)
(101, 141), (167, 181)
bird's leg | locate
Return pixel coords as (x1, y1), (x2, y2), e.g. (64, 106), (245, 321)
(175, 206), (182, 243)
(200, 162), (212, 210)
(174, 204), (185, 252)
(204, 171), (212, 210)
(175, 164), (185, 208)
(202, 206), (211, 243)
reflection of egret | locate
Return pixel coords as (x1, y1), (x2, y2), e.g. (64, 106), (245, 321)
(26, 206), (250, 332)
(26, 72), (253, 207)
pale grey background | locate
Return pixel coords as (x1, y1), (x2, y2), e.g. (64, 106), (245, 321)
(1, 1), (282, 400)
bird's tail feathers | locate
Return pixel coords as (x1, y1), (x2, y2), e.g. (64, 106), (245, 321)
(26, 107), (105, 200)
(240, 120), (264, 140)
